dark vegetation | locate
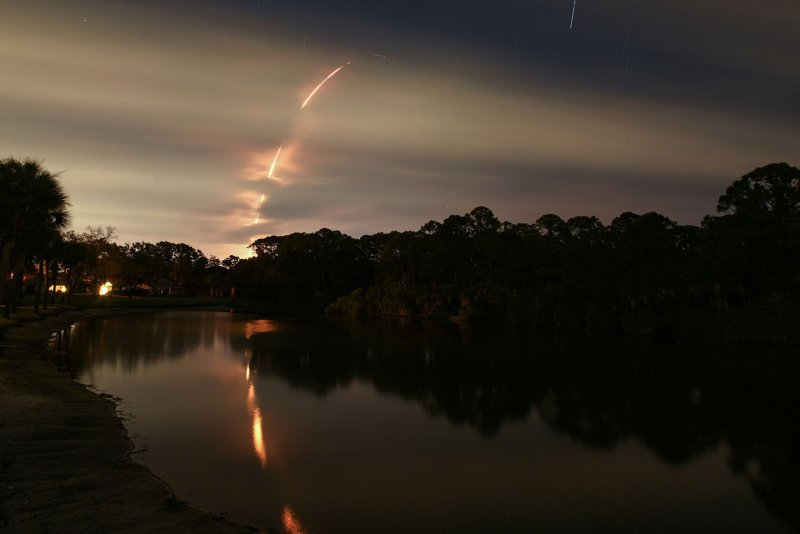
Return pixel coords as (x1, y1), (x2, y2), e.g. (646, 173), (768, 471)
(2, 158), (799, 341)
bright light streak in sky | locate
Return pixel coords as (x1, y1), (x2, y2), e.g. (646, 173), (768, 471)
(300, 61), (352, 109)
(268, 144), (283, 178)
(570, 0), (577, 29)
(253, 194), (267, 225)
(2, 1), (798, 259)
(246, 57), (352, 239)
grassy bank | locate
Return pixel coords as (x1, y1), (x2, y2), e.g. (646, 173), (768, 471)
(60, 294), (235, 310)
(1, 295), (234, 328)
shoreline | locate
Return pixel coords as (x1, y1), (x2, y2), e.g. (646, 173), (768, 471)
(0, 307), (269, 532)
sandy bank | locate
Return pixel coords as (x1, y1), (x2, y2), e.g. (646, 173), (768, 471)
(0, 308), (270, 533)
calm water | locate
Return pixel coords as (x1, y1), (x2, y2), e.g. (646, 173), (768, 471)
(52, 311), (799, 533)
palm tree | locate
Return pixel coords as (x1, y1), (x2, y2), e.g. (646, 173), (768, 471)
(0, 158), (70, 316)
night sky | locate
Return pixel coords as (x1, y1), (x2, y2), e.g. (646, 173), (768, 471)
(2, 0), (798, 258)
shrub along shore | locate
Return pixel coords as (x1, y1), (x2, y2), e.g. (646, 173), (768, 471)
(0, 305), (266, 532)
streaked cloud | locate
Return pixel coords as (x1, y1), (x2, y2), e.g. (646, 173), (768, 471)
(1, 0), (797, 258)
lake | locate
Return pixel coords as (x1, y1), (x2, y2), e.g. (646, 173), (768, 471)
(51, 311), (799, 533)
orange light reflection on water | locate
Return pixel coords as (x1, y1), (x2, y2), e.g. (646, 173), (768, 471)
(282, 505), (307, 534)
(247, 379), (267, 467)
(252, 406), (267, 467)
(247, 382), (256, 405)
(245, 319), (280, 339)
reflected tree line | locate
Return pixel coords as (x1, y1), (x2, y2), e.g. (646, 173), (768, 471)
(52, 312), (231, 373)
(54, 311), (800, 530)
(3, 158), (800, 340)
(244, 320), (800, 531)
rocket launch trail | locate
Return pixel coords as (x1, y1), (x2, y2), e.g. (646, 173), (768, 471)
(301, 61), (352, 109)
(268, 144), (283, 178)
(248, 59), (352, 232)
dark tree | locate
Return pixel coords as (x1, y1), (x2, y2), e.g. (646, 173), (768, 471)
(0, 158), (70, 317)
(717, 162), (800, 218)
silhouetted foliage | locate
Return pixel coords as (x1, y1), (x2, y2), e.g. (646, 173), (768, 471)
(1, 158), (70, 316)
(236, 229), (372, 314)
(5, 160), (798, 339)
(233, 162), (798, 342)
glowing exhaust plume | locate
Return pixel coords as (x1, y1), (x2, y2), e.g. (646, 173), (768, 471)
(301, 61), (351, 109)
(268, 144), (283, 178)
(253, 193), (267, 225)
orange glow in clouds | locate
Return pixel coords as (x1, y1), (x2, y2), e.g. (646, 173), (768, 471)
(242, 145), (299, 186)
(251, 146), (281, 225)
(239, 59), (351, 249)
(252, 193), (267, 225)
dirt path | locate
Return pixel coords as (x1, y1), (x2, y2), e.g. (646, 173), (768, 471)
(0, 309), (271, 533)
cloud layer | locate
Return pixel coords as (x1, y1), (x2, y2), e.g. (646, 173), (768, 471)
(2, 0), (797, 257)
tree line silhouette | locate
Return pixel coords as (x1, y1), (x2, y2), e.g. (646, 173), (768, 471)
(245, 162), (800, 342)
(2, 158), (799, 340)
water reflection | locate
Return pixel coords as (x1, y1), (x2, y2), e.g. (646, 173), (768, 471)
(242, 343), (269, 468)
(247, 381), (268, 467)
(282, 505), (307, 534)
(245, 319), (280, 339)
(244, 319), (800, 532)
(53, 311), (242, 374)
(52, 312), (800, 533)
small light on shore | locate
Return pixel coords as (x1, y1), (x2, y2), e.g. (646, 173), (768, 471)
(98, 282), (113, 296)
